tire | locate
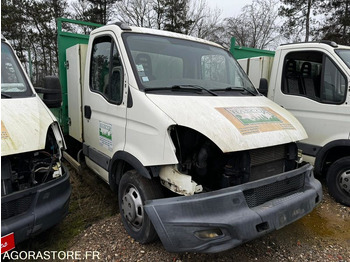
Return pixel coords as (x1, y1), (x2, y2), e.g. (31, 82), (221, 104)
(326, 156), (350, 207)
(118, 170), (163, 243)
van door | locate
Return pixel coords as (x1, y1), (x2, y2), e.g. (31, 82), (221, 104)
(83, 33), (127, 181)
(272, 49), (350, 157)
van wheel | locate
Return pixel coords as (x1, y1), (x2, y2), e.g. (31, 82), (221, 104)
(326, 157), (350, 207)
(118, 170), (163, 243)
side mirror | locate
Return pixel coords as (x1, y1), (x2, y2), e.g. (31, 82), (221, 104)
(36, 76), (62, 108)
(259, 78), (268, 97)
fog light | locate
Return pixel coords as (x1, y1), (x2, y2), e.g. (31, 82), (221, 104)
(194, 228), (223, 239)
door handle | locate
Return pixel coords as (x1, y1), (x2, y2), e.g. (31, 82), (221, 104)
(84, 105), (92, 119)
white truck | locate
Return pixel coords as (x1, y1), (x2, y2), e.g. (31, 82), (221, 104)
(1, 36), (71, 253)
(55, 19), (322, 253)
(238, 41), (350, 207)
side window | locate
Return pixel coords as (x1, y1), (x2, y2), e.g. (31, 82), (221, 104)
(282, 51), (347, 104)
(322, 56), (346, 103)
(90, 35), (123, 104)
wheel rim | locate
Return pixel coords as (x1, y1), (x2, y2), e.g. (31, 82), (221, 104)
(121, 185), (144, 230)
(339, 169), (350, 195)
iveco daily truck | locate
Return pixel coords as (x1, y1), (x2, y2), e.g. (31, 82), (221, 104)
(53, 18), (322, 253)
(1, 35), (71, 254)
(238, 41), (350, 207)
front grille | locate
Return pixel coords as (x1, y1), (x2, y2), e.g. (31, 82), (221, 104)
(2, 194), (34, 219)
(250, 145), (286, 166)
(243, 173), (305, 208)
(249, 145), (286, 181)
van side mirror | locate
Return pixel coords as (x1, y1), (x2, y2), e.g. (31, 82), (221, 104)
(36, 76), (62, 108)
(259, 78), (268, 96)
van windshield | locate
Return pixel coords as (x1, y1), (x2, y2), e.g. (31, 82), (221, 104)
(336, 49), (350, 69)
(1, 42), (32, 98)
(123, 33), (257, 96)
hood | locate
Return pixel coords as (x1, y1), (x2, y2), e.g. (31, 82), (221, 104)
(147, 94), (307, 153)
(1, 96), (54, 156)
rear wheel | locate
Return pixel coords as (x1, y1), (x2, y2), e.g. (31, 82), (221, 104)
(118, 170), (163, 243)
(326, 156), (350, 207)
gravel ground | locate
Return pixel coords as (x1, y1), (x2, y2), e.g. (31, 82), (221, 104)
(67, 167), (350, 262)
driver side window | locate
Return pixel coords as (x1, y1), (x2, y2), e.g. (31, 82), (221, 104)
(90, 35), (123, 104)
(282, 51), (347, 104)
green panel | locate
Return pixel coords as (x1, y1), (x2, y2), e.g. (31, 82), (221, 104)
(56, 18), (102, 134)
(230, 37), (275, 59)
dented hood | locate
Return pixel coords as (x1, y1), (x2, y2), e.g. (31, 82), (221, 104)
(147, 94), (307, 152)
(1, 96), (54, 156)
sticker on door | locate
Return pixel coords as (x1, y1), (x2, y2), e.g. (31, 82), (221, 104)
(99, 121), (113, 151)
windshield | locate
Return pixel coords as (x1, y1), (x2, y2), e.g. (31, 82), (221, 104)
(335, 49), (350, 69)
(123, 33), (257, 95)
(1, 42), (32, 98)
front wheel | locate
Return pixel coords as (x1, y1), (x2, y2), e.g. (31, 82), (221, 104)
(118, 170), (163, 243)
(326, 156), (350, 207)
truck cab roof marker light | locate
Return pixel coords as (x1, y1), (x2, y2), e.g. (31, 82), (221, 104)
(109, 21), (132, 31)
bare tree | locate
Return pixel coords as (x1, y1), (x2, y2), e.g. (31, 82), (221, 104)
(187, 0), (223, 43)
(115, 0), (155, 27)
(72, 0), (91, 21)
(224, 0), (280, 49)
(113, 0), (224, 40)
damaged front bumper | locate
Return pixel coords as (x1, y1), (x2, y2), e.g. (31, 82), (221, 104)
(144, 163), (322, 253)
(1, 164), (71, 245)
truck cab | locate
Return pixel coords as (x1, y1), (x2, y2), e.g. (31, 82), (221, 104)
(267, 42), (350, 206)
(1, 36), (71, 253)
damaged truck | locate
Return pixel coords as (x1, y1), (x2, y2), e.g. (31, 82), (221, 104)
(52, 18), (322, 253)
(1, 36), (71, 253)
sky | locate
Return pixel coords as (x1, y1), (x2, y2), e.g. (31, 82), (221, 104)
(206, 0), (253, 19)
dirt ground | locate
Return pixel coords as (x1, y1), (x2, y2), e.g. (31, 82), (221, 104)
(17, 163), (350, 261)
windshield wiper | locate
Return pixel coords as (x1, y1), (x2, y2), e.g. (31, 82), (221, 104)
(145, 85), (218, 96)
(1, 93), (12, 98)
(211, 86), (257, 96)
(172, 85), (217, 96)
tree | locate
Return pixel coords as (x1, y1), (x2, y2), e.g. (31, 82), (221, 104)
(315, 0), (350, 44)
(1, 0), (29, 64)
(115, 0), (223, 39)
(2, 0), (68, 85)
(115, 0), (155, 27)
(187, 0), (224, 43)
(72, 0), (116, 24)
(279, 0), (318, 42)
(225, 0), (280, 49)
(162, 0), (193, 33)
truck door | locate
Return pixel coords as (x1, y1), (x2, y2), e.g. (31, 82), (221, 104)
(272, 49), (349, 157)
(83, 33), (127, 181)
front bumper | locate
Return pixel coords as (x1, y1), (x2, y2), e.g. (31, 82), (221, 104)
(1, 164), (71, 245)
(145, 164), (322, 253)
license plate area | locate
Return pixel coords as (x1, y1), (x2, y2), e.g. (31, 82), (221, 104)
(1, 232), (15, 254)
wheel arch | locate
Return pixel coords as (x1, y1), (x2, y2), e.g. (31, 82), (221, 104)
(108, 151), (152, 192)
(314, 139), (350, 175)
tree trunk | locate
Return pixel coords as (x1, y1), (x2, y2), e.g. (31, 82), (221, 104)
(305, 0), (312, 42)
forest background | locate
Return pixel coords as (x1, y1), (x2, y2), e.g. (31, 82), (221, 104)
(1, 0), (349, 86)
